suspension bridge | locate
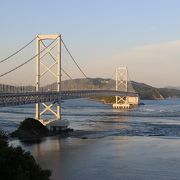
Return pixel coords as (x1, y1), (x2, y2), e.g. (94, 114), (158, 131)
(0, 34), (139, 128)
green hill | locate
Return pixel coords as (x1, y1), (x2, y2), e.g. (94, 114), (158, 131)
(132, 81), (180, 99)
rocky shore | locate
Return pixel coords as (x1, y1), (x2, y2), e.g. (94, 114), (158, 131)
(10, 118), (73, 141)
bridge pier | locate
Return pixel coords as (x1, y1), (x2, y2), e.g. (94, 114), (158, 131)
(113, 96), (130, 109)
(113, 96), (139, 109)
(112, 67), (139, 109)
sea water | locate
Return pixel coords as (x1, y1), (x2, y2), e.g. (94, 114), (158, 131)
(2, 98), (180, 180)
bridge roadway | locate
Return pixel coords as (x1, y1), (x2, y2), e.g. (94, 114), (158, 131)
(0, 90), (138, 107)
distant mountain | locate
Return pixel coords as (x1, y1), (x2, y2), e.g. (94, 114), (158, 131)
(164, 86), (180, 90)
(1, 78), (180, 100)
(46, 78), (180, 100)
(44, 78), (115, 91)
(132, 81), (180, 99)
(131, 81), (163, 100)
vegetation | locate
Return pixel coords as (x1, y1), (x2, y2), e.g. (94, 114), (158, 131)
(132, 81), (180, 99)
(132, 81), (164, 99)
(0, 130), (51, 180)
(90, 96), (116, 104)
(158, 88), (180, 98)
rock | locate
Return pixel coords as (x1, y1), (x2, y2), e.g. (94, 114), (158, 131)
(81, 136), (88, 139)
(139, 102), (145, 105)
(11, 118), (74, 140)
(11, 118), (49, 139)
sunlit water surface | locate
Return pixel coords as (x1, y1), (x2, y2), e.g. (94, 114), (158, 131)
(2, 98), (180, 179)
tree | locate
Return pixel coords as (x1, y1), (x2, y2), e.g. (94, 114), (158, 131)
(0, 130), (51, 180)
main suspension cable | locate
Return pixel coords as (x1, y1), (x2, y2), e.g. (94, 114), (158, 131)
(0, 38), (58, 78)
(0, 37), (36, 64)
(61, 39), (88, 78)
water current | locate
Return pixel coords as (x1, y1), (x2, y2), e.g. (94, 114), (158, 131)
(2, 98), (180, 180)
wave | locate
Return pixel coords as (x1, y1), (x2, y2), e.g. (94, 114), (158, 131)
(63, 112), (180, 118)
(0, 110), (34, 115)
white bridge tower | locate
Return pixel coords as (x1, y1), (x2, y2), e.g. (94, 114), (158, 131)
(35, 34), (61, 124)
(113, 66), (139, 109)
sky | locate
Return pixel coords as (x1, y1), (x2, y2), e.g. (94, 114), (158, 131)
(0, 0), (180, 87)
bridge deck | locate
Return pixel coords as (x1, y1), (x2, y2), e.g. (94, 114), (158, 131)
(0, 90), (138, 107)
